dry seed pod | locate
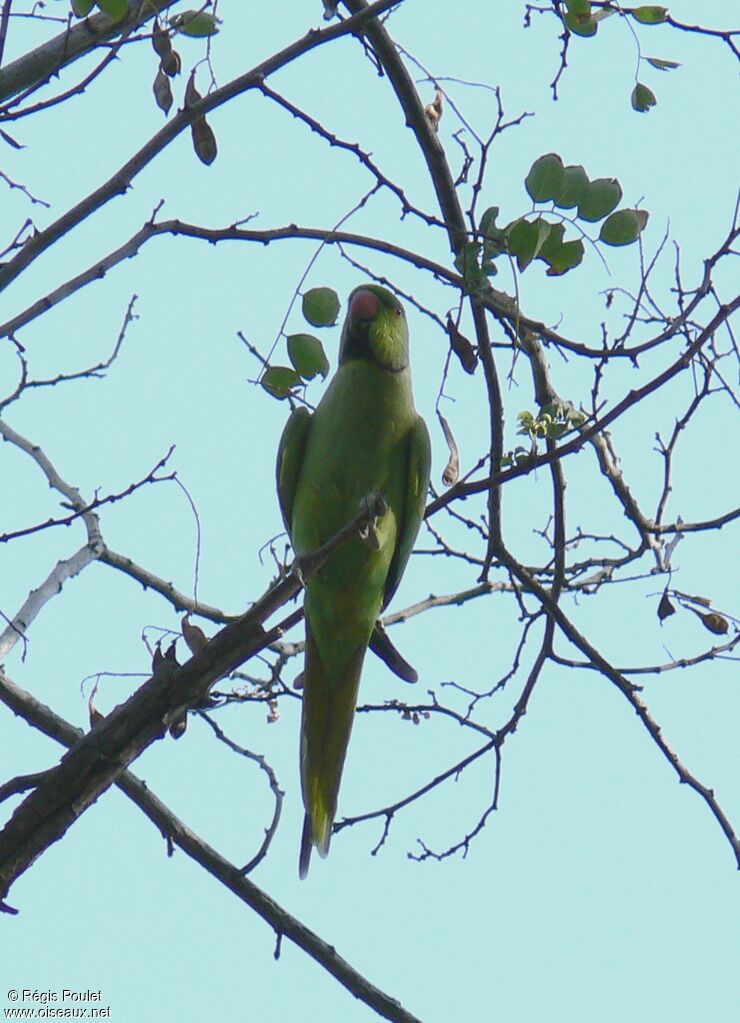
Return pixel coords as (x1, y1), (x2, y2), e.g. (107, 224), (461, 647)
(152, 20), (171, 59)
(446, 314), (478, 374)
(699, 612), (730, 636)
(425, 88), (444, 132)
(169, 715), (188, 740)
(657, 591), (675, 622)
(87, 680), (104, 730)
(191, 116), (217, 165)
(182, 614), (208, 655)
(153, 67), (173, 115)
(161, 49), (182, 78)
(438, 412), (460, 486)
(185, 69), (201, 107)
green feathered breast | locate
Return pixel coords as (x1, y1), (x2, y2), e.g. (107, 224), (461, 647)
(276, 285), (431, 877)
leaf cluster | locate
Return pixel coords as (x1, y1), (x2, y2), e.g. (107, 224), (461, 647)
(71, 2), (220, 36)
(561, 2), (679, 113)
(457, 152), (649, 297)
(261, 288), (338, 399)
(501, 402), (586, 467)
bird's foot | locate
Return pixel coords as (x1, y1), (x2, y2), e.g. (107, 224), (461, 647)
(358, 492), (387, 550)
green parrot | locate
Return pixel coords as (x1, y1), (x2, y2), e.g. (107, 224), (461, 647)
(276, 284), (431, 878)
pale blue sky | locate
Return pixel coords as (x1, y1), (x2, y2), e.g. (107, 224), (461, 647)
(1, 3), (739, 1021)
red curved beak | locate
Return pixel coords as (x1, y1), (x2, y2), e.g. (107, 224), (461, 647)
(349, 288), (380, 323)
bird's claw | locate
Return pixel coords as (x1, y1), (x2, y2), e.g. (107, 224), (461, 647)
(359, 492), (387, 551)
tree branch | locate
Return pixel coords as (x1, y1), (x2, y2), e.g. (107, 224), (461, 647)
(0, 496), (391, 902)
(0, 0), (406, 292)
(0, 670), (424, 1023)
(0, 2), (178, 105)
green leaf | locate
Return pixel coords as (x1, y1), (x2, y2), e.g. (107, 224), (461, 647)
(631, 6), (669, 25)
(508, 218), (552, 272)
(554, 164), (589, 210)
(577, 177), (622, 222)
(302, 287), (340, 327)
(563, 11), (598, 37)
(646, 56), (680, 71)
(287, 334), (330, 380)
(480, 206), (499, 236)
(537, 224), (586, 277)
(454, 239), (481, 276)
(517, 411), (535, 433)
(71, 0), (95, 16)
(455, 239), (493, 296)
(631, 82), (657, 112)
(599, 208), (649, 246)
(536, 222), (565, 261)
(96, 0), (128, 19)
(480, 206), (508, 260)
(170, 11), (221, 37)
(261, 366), (303, 400)
(525, 153), (565, 203)
(544, 239), (585, 276)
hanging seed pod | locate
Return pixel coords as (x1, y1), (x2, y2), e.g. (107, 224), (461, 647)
(151, 20), (171, 60)
(161, 49), (181, 78)
(181, 614), (208, 655)
(446, 314), (478, 374)
(425, 88), (444, 132)
(657, 591), (675, 622)
(191, 117), (218, 165)
(185, 70), (216, 164)
(152, 67), (173, 115)
(438, 412), (460, 486)
(185, 69), (201, 107)
(87, 679), (104, 730)
(169, 714), (188, 739)
(698, 611), (730, 636)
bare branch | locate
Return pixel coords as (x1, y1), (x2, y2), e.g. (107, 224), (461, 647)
(0, 0), (407, 292)
(0, 670), (425, 1023)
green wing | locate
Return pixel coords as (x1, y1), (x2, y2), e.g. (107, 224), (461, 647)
(381, 413), (431, 611)
(276, 406), (312, 536)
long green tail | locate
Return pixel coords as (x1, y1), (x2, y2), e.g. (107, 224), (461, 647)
(299, 621), (365, 878)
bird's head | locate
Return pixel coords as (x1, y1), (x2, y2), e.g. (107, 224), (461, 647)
(339, 285), (409, 372)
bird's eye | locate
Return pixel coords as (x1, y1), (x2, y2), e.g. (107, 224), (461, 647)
(396, 307), (403, 317)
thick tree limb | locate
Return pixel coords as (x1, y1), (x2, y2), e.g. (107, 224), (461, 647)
(0, 498), (385, 902)
(0, 671), (424, 1023)
(0, 2), (179, 105)
(342, 0), (505, 570)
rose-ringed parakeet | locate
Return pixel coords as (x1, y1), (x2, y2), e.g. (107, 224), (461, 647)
(276, 284), (431, 877)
